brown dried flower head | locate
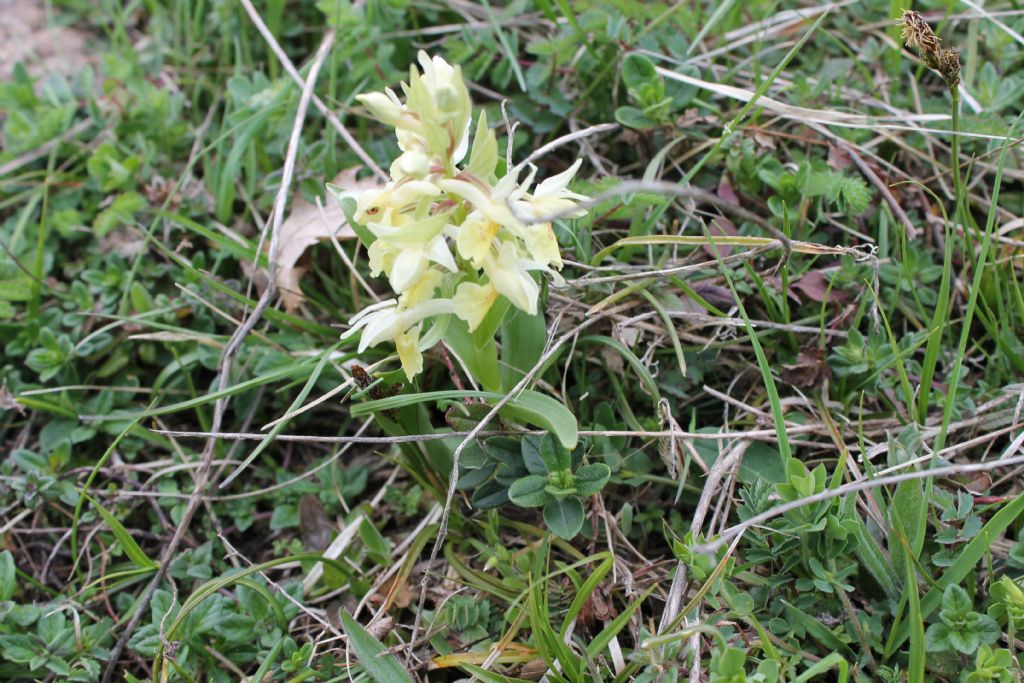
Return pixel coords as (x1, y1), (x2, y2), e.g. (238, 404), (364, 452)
(899, 9), (961, 90)
(938, 47), (961, 90)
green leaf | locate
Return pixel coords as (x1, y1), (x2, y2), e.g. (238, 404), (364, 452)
(0, 276), (32, 302)
(889, 478), (925, 580)
(339, 610), (415, 683)
(543, 498), (585, 539)
(521, 436), (547, 475)
(941, 584), (973, 617)
(622, 53), (658, 89)
(842, 496), (899, 598)
(128, 282), (154, 314)
(508, 475), (552, 508)
(94, 191), (145, 238)
(0, 550), (15, 601)
(539, 433), (569, 472)
(459, 663), (533, 683)
(782, 600), (854, 658)
(85, 495), (158, 570)
(465, 109), (498, 180)
(615, 105), (657, 129)
(351, 389), (578, 449)
(573, 463), (611, 497)
(500, 306), (547, 389)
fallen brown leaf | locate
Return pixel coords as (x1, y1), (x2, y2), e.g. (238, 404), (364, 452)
(792, 268), (849, 304)
(0, 382), (24, 415)
(298, 494), (333, 551)
(273, 168), (380, 312)
(781, 346), (831, 389)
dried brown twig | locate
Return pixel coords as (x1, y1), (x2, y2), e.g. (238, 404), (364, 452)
(100, 27), (336, 681)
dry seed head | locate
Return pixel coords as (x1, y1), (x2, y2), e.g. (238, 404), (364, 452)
(899, 9), (960, 91)
(900, 10), (941, 55)
(938, 48), (961, 89)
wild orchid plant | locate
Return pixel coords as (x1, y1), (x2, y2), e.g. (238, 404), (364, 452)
(337, 52), (587, 382)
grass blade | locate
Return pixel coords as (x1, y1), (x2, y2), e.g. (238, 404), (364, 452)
(339, 610), (415, 683)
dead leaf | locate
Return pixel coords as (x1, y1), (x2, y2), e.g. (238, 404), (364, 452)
(575, 581), (616, 630)
(298, 494), (333, 551)
(692, 282), (734, 309)
(959, 471), (992, 495)
(366, 615), (395, 640)
(657, 400), (683, 480)
(781, 346), (831, 389)
(272, 168), (380, 312)
(99, 227), (146, 259)
(827, 144), (853, 171)
(717, 173), (739, 205)
(369, 572), (413, 611)
(0, 382), (24, 415)
(701, 216), (737, 258)
(516, 658), (549, 681)
(752, 130), (777, 150)
(792, 269), (849, 304)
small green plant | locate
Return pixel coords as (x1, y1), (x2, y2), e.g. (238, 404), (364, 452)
(966, 645), (1017, 683)
(925, 584), (1000, 655)
(614, 53), (697, 129)
(506, 434), (610, 539)
(708, 645), (779, 683)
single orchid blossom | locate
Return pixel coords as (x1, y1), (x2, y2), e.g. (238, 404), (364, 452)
(341, 297), (456, 380)
(453, 281), (499, 332)
(482, 241), (541, 315)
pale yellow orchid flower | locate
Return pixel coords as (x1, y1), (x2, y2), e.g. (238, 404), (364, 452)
(453, 281), (498, 331)
(342, 297), (456, 380)
(482, 241), (541, 315)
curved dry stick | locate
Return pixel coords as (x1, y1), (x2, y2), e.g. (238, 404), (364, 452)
(238, 0), (387, 182)
(99, 30), (336, 681)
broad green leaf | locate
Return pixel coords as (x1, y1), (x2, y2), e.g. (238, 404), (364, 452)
(543, 498), (585, 539)
(339, 610), (415, 683)
(351, 389), (578, 448)
(573, 463), (611, 497)
(622, 53), (658, 89)
(615, 105), (657, 130)
(500, 306), (547, 390)
(508, 475), (551, 508)
(521, 436), (547, 475)
(889, 478), (925, 582)
(0, 276), (32, 302)
(539, 433), (569, 472)
(0, 550), (15, 601)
